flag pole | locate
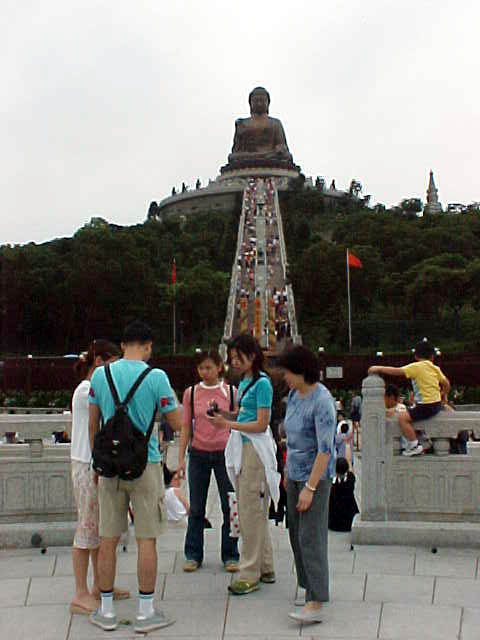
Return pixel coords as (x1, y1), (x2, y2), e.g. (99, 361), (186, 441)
(346, 249), (352, 351)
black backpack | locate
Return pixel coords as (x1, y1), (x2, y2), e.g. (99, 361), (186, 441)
(92, 364), (156, 481)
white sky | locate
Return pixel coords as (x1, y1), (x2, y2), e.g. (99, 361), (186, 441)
(1, 0), (478, 245)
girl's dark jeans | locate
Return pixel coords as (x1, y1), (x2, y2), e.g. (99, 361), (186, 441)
(184, 448), (239, 564)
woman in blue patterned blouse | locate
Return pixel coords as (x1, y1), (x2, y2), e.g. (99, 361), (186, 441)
(278, 346), (337, 625)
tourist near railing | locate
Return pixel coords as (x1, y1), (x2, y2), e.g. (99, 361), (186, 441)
(221, 186), (248, 353)
(273, 187), (301, 344)
(352, 374), (480, 547)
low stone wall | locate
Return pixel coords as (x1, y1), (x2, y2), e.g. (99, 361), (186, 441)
(0, 414), (75, 547)
(352, 375), (480, 547)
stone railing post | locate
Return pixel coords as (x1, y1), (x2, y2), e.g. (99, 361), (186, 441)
(360, 374), (389, 521)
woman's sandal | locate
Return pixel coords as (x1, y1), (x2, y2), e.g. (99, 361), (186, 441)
(70, 602), (97, 615)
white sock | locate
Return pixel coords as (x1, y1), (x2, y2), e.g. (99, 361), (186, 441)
(138, 592), (155, 618)
(100, 591), (115, 617)
(407, 439), (418, 449)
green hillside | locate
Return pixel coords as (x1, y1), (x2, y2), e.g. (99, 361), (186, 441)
(1, 188), (479, 356)
(280, 190), (480, 353)
(0, 208), (239, 355)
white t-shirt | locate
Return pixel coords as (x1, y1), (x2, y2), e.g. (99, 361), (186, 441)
(71, 379), (92, 463)
(164, 487), (188, 522)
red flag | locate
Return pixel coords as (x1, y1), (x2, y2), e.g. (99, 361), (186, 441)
(171, 258), (176, 284)
(347, 251), (363, 269)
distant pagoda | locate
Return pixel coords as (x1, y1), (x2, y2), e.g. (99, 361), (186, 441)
(424, 170), (442, 214)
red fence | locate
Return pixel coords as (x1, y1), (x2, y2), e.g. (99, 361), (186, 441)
(1, 353), (479, 396)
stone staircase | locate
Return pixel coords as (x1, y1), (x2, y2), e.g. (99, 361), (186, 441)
(222, 177), (301, 354)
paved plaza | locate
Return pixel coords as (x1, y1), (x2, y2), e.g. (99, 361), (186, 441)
(1, 453), (479, 639)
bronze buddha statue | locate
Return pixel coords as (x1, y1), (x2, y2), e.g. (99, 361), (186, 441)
(221, 87), (299, 174)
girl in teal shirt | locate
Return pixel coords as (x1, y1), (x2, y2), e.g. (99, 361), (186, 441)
(209, 334), (275, 595)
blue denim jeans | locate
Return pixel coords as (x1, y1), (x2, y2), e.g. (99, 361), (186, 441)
(184, 448), (239, 564)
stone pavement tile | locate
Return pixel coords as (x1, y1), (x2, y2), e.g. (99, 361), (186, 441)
(52, 547), (131, 576)
(242, 573), (298, 601)
(0, 577), (30, 607)
(364, 573), (434, 604)
(414, 548), (478, 578)
(70, 596), (227, 638)
(172, 548), (295, 575)
(224, 636), (301, 640)
(354, 545), (417, 555)
(329, 552), (355, 575)
(157, 531), (186, 551)
(306, 601), (381, 638)
(271, 549), (295, 575)
(115, 550), (175, 576)
(27, 574), (165, 605)
(379, 603), (461, 639)
(330, 573), (365, 602)
(0, 603), (70, 640)
(28, 575), (74, 605)
(353, 549), (414, 576)
(434, 577), (480, 608)
(225, 597), (301, 636)
(0, 553), (55, 578)
(163, 572), (231, 599)
(173, 550), (234, 574)
(461, 607), (480, 640)
(329, 531), (353, 551)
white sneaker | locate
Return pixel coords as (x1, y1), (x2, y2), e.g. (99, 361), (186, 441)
(402, 443), (423, 457)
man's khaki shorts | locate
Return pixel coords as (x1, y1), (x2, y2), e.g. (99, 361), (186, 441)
(98, 463), (166, 539)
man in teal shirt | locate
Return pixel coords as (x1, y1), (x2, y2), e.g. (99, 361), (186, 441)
(88, 321), (182, 633)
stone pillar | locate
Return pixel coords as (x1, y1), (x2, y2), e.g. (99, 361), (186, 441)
(360, 374), (389, 521)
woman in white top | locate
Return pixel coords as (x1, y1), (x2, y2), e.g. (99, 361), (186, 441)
(70, 339), (129, 615)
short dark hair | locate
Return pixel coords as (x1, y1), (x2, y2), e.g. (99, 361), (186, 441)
(385, 384), (399, 399)
(340, 422), (349, 434)
(277, 346), (320, 385)
(336, 457), (349, 475)
(123, 320), (154, 344)
(227, 334), (264, 377)
(414, 339), (435, 359)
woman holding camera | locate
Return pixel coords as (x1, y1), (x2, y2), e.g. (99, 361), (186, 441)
(179, 350), (239, 573)
(208, 334), (280, 595)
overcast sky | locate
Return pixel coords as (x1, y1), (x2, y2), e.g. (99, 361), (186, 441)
(2, 0), (478, 245)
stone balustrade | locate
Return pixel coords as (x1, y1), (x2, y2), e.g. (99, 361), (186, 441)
(0, 414), (75, 547)
(0, 414), (161, 548)
(352, 374), (480, 547)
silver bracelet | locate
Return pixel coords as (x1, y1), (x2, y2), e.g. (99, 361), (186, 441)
(305, 482), (317, 493)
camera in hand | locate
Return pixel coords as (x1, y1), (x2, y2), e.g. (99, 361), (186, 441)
(206, 401), (219, 417)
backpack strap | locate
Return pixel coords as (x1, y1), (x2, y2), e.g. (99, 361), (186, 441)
(104, 363), (153, 408)
(123, 367), (153, 405)
(104, 364), (122, 407)
(229, 384), (234, 412)
(190, 384), (195, 424)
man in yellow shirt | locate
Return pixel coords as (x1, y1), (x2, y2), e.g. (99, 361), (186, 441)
(368, 339), (450, 456)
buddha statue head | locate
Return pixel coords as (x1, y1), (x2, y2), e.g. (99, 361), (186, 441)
(249, 87), (270, 116)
